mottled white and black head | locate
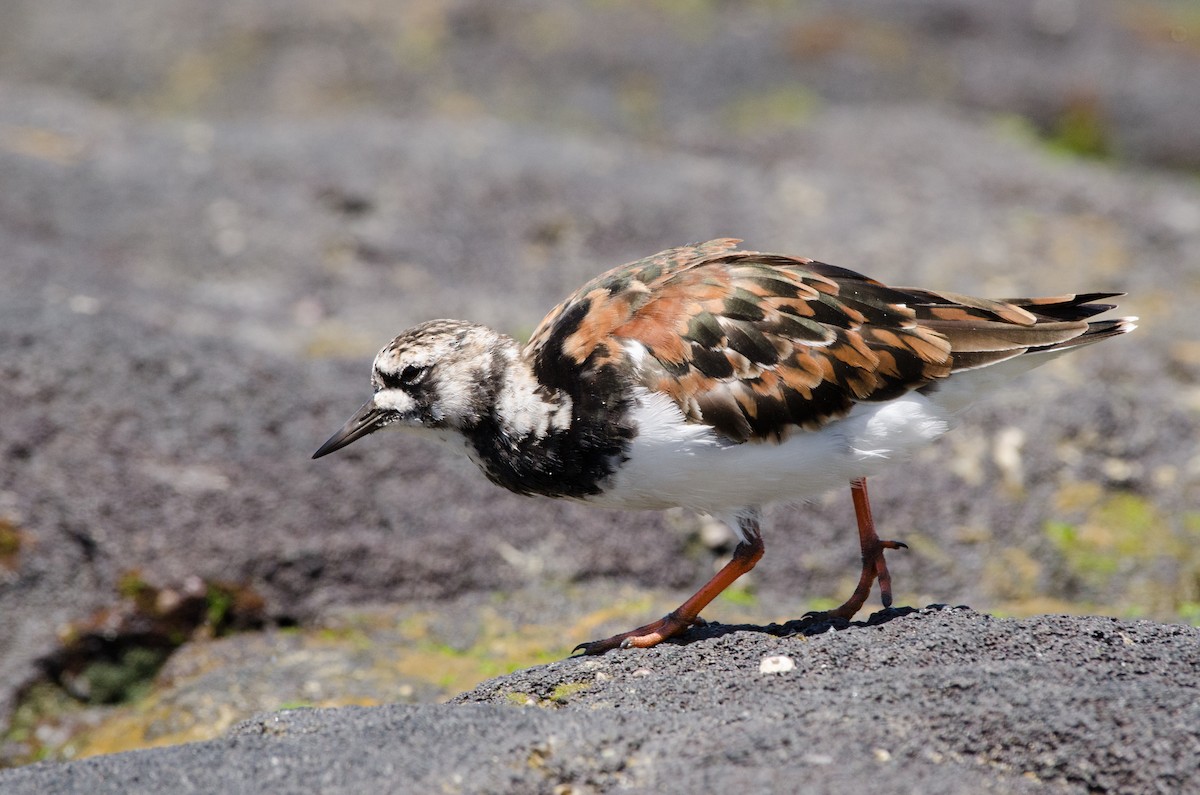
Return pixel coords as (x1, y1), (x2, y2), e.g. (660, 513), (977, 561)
(312, 319), (513, 459)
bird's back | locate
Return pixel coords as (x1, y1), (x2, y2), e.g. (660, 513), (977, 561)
(525, 239), (1133, 447)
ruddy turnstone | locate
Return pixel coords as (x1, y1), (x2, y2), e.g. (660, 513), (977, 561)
(314, 238), (1134, 654)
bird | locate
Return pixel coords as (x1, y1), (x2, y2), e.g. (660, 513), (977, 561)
(313, 238), (1135, 654)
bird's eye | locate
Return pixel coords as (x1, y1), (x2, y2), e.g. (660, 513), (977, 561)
(398, 364), (426, 385)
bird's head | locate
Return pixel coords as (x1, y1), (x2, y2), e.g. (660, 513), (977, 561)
(312, 319), (506, 459)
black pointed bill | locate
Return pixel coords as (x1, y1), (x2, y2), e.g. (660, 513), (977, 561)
(312, 401), (390, 459)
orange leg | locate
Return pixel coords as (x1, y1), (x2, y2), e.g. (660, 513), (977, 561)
(816, 477), (907, 621)
(574, 514), (764, 655)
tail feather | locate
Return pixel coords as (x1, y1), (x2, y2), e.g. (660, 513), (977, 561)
(1002, 292), (1123, 321)
(1026, 317), (1137, 354)
(903, 290), (1135, 372)
(920, 318), (1091, 354)
(910, 290), (1135, 413)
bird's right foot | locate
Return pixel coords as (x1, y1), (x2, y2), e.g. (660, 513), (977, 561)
(571, 612), (705, 656)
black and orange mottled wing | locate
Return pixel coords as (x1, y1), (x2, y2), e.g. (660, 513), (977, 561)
(524, 240), (1116, 443)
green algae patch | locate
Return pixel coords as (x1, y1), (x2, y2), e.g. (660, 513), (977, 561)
(505, 691), (536, 707)
(0, 517), (27, 570)
(548, 681), (591, 705)
(1045, 492), (1200, 620)
(723, 85), (820, 136)
(719, 585), (758, 608)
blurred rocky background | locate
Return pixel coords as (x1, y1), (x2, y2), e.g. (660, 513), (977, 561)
(1, 0), (1198, 771)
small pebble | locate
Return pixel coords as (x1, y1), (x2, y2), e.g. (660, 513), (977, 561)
(759, 654), (796, 674)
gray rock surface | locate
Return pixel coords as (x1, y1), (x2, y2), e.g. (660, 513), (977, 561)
(1, 608), (1197, 794)
(4, 90), (1195, 725)
(1, 0), (1199, 789)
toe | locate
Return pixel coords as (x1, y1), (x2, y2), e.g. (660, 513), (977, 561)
(570, 613), (693, 656)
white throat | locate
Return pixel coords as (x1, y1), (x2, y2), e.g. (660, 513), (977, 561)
(492, 347), (574, 440)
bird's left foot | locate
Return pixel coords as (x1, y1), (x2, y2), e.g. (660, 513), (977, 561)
(572, 613), (706, 656)
(805, 536), (908, 623)
(804, 478), (909, 623)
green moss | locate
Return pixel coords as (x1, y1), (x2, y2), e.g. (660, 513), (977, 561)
(992, 107), (1112, 162)
(2, 682), (82, 763)
(1046, 101), (1111, 159)
(1046, 492), (1200, 620)
(1095, 494), (1159, 548)
(116, 571), (149, 599)
(412, 627), (568, 684)
(115, 570), (160, 615)
(0, 519), (22, 557)
(719, 586), (758, 608)
(1178, 602), (1200, 627)
(1046, 520), (1120, 582)
(317, 626), (372, 650)
(477, 658), (527, 680)
(803, 596), (839, 614)
(1047, 493), (1165, 585)
(83, 646), (170, 705)
(205, 585), (234, 631)
(724, 85), (820, 135)
(549, 681), (590, 704)
(505, 691), (534, 706)
(276, 701), (315, 711)
(417, 639), (470, 658)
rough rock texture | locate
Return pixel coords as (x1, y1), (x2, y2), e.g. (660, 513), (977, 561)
(1, 609), (1198, 794)
(1, 0), (1199, 788)
(4, 91), (1196, 732)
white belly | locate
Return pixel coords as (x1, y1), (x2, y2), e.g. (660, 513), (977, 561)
(586, 387), (953, 515)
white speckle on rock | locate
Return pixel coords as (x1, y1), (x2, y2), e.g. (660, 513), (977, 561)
(759, 654), (795, 674)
